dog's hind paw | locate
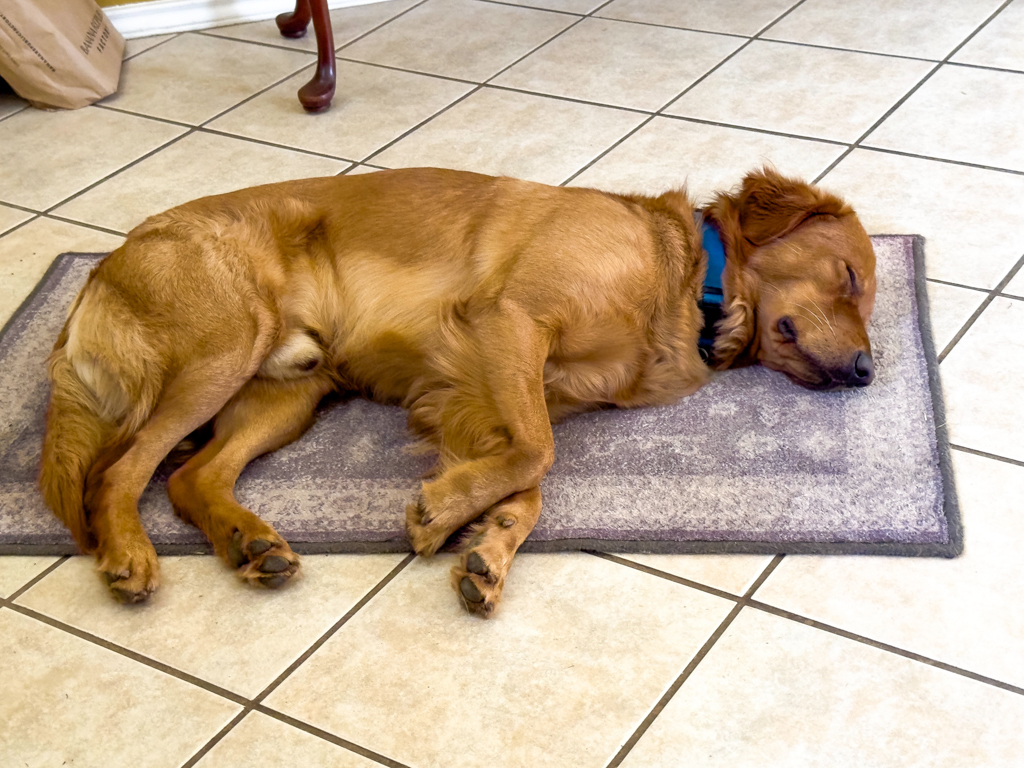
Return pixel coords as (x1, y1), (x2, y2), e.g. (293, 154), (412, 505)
(98, 543), (160, 604)
(228, 530), (300, 589)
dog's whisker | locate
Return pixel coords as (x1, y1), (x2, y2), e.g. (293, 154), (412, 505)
(792, 303), (826, 334)
(811, 298), (838, 342)
(797, 292), (837, 342)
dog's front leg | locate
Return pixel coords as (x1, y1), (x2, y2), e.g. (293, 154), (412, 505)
(450, 486), (542, 617)
(404, 300), (554, 615)
(406, 300), (554, 552)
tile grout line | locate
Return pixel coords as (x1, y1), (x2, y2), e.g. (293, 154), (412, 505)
(1, 204), (129, 242)
(0, 555), (416, 768)
(755, 36), (940, 63)
(587, 551), (742, 603)
(469, 82), (653, 115)
(123, 31), (182, 61)
(813, 0), (1018, 185)
(2, 556), (71, 603)
(93, 101), (363, 165)
(39, 20), (365, 221)
(93, 103), (194, 128)
(251, 706), (414, 768)
(1, 601), (249, 705)
(0, 104), (29, 124)
(925, 277), (992, 294)
(196, 58), (320, 129)
(0, 212), (43, 241)
(0, 199), (44, 215)
(811, 65), (940, 184)
(179, 553), (416, 768)
(43, 214), (131, 239)
(746, 599), (1024, 697)
(950, 443), (1024, 469)
(101, 33), (325, 135)
(598, 548), (1024, 700)
(657, 112), (849, 146)
(946, 59), (1024, 77)
(945, 0), (1017, 59)
(0, 216), (37, 240)
(751, 38), (1024, 74)
(604, 554), (785, 768)
(560, 0), (814, 187)
(197, 125), (359, 163)
(333, 54), (479, 86)
(359, 0), (617, 167)
(39, 130), (195, 217)
(854, 145), (1024, 178)
(476, 0), (584, 17)
(589, 10), (765, 40)
(937, 252), (1024, 362)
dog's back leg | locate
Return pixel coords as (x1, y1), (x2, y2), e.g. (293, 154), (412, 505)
(88, 360), (264, 602)
(168, 372), (333, 589)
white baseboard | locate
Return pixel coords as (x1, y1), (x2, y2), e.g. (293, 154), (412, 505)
(105, 0), (388, 39)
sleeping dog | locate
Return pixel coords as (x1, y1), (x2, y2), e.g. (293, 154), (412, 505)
(40, 166), (875, 616)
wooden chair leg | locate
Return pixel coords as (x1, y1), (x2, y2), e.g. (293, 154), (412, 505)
(276, 0), (312, 38)
(276, 0), (336, 112)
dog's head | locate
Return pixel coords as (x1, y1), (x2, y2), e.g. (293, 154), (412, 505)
(707, 168), (876, 390)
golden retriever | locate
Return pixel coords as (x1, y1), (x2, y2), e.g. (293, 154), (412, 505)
(39, 167), (876, 616)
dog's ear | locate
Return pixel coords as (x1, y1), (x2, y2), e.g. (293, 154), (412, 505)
(735, 167), (849, 247)
(712, 268), (758, 370)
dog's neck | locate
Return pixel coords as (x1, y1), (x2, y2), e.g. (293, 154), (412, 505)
(696, 213), (727, 362)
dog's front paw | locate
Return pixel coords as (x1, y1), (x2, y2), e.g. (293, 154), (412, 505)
(405, 492), (451, 557)
(451, 548), (506, 618)
(227, 530), (300, 589)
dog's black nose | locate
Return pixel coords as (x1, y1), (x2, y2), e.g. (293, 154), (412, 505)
(848, 351), (873, 387)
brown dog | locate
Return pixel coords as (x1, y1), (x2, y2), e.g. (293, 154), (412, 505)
(39, 166), (876, 616)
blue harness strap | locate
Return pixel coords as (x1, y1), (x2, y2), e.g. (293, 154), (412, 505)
(697, 215), (726, 361)
(700, 217), (726, 306)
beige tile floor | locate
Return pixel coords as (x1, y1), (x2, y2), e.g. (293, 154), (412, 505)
(2, 0), (1023, 765)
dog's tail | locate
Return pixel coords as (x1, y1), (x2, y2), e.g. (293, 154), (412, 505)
(39, 281), (162, 553)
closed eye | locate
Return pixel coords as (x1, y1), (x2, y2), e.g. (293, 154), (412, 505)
(846, 263), (859, 295)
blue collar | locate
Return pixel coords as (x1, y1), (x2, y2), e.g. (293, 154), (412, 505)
(700, 217), (725, 306)
(697, 215), (726, 361)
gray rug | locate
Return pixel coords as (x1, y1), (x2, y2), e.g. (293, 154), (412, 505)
(0, 235), (961, 557)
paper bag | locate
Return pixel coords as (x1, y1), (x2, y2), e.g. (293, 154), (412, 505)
(0, 0), (124, 110)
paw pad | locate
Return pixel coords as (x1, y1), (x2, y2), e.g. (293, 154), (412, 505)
(466, 551), (489, 576)
(228, 530), (299, 590)
(459, 576), (484, 603)
(259, 555), (290, 574)
(228, 531), (276, 567)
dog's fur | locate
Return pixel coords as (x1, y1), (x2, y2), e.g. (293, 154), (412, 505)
(39, 167), (876, 615)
